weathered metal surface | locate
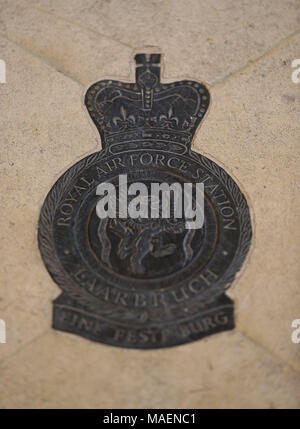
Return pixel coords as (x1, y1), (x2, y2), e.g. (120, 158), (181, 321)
(38, 53), (252, 348)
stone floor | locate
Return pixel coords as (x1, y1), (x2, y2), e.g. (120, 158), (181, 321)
(0, 0), (299, 408)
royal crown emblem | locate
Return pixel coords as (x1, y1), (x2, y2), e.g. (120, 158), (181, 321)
(38, 52), (252, 349)
(85, 53), (209, 152)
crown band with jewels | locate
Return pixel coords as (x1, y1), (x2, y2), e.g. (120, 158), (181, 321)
(85, 53), (210, 150)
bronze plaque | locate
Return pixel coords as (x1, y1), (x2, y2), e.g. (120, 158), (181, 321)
(38, 53), (252, 348)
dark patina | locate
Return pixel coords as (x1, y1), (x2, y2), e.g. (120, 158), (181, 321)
(38, 53), (252, 348)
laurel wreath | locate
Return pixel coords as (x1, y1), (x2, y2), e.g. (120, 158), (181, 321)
(38, 149), (252, 325)
(189, 151), (252, 297)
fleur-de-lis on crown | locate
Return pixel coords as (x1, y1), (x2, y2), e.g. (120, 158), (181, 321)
(110, 105), (137, 129)
(158, 105), (179, 128)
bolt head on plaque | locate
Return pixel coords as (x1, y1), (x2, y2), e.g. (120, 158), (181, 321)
(38, 52), (252, 349)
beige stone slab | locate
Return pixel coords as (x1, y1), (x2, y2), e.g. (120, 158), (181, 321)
(0, 330), (299, 408)
(0, 0), (299, 408)
(0, 34), (99, 360)
(194, 32), (300, 372)
(23, 0), (300, 84)
(0, 4), (132, 86)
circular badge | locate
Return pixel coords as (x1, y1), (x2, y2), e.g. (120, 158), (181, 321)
(38, 146), (251, 348)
